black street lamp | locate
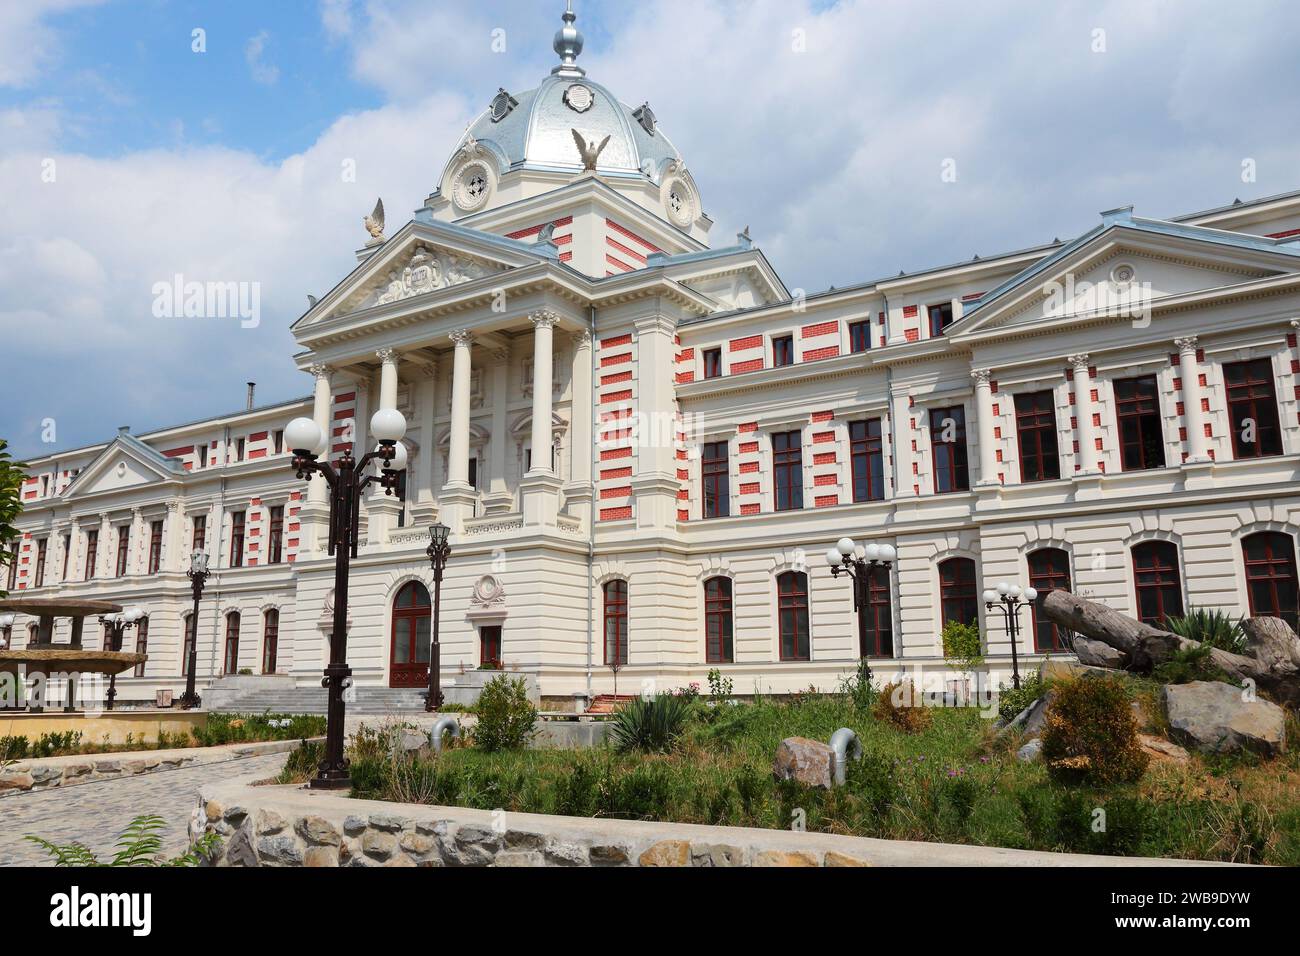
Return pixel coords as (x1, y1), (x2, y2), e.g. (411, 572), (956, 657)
(423, 523), (451, 712)
(285, 410), (407, 791)
(825, 537), (896, 662)
(983, 581), (1038, 690)
(98, 606), (144, 711)
(180, 551), (210, 710)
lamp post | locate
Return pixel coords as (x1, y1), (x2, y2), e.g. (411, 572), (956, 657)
(0, 612), (13, 649)
(825, 537), (897, 662)
(180, 551), (211, 710)
(285, 409), (407, 790)
(982, 581), (1037, 690)
(423, 523), (451, 712)
(98, 606), (144, 711)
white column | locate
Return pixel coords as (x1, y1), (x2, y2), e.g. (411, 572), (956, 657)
(1070, 354), (1099, 474)
(410, 359), (440, 524)
(889, 392), (914, 498)
(1176, 336), (1211, 463)
(377, 348), (399, 411)
(445, 330), (474, 489)
(527, 310), (558, 476)
(483, 346), (514, 515)
(128, 508), (145, 576)
(972, 368), (998, 485)
(165, 500), (185, 572)
(564, 329), (594, 525)
(302, 363), (333, 553)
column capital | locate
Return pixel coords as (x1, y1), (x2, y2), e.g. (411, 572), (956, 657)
(375, 348), (399, 365)
(1067, 353), (1090, 370)
(970, 368), (992, 386)
(1174, 336), (1199, 354)
(530, 309), (561, 330)
(309, 363), (333, 380)
(449, 329), (474, 348)
(1290, 319), (1300, 332)
(572, 328), (593, 350)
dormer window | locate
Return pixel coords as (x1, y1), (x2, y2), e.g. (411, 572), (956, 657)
(490, 88), (518, 123)
(773, 335), (795, 368)
(633, 102), (657, 136)
(928, 302), (955, 337)
(703, 348), (723, 379)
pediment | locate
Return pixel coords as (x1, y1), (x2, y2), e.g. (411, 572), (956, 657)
(297, 220), (550, 327)
(952, 223), (1298, 339)
(63, 437), (185, 500)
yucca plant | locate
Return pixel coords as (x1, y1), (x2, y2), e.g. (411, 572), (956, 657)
(26, 815), (219, 867)
(1163, 608), (1247, 655)
(608, 693), (693, 753)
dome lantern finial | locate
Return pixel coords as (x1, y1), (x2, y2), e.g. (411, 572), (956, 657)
(552, 1), (585, 77)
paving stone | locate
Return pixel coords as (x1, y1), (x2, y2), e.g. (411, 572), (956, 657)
(296, 816), (341, 847)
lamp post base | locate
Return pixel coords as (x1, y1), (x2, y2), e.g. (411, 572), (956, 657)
(309, 772), (352, 791)
(177, 693), (201, 711)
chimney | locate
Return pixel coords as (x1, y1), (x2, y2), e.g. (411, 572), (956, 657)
(246, 382), (256, 411)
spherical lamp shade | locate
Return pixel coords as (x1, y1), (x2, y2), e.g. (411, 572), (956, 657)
(286, 418), (323, 456)
(0, 612), (15, 629)
(837, 537), (856, 558)
(864, 543), (880, 561)
(370, 407), (407, 443)
(124, 606), (145, 623)
(982, 590), (997, 604)
(825, 548), (842, 567)
(879, 544), (897, 562)
(997, 581), (1011, 596)
(1010, 585), (1023, 598)
(1024, 587), (1039, 602)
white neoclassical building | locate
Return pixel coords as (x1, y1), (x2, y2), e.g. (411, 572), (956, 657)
(7, 7), (1300, 709)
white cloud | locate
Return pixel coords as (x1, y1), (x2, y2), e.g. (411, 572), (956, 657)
(244, 31), (281, 86)
(320, 0), (355, 42)
(0, 0), (105, 88)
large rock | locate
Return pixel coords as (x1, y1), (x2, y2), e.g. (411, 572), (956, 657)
(1163, 681), (1287, 757)
(1072, 635), (1130, 669)
(772, 736), (834, 789)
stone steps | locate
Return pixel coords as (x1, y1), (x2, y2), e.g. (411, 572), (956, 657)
(211, 686), (428, 716)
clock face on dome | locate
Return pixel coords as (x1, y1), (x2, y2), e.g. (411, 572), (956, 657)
(564, 83), (595, 113)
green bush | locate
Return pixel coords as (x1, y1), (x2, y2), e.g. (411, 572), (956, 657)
(838, 658), (876, 711)
(1, 735), (29, 761)
(997, 672), (1047, 724)
(1163, 608), (1246, 654)
(942, 620), (985, 676)
(608, 693), (693, 753)
(1041, 675), (1149, 785)
(26, 815), (217, 867)
(1153, 643), (1231, 685)
(276, 740), (323, 784)
(872, 681), (932, 733)
(190, 712), (325, 748)
(470, 675), (537, 752)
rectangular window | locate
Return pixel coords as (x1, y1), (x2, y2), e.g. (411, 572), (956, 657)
(1014, 391), (1061, 482)
(772, 430), (804, 511)
(194, 444), (205, 469)
(267, 506), (284, 565)
(192, 515), (207, 553)
(115, 526), (130, 577)
(262, 610), (279, 674)
(230, 511), (245, 568)
(1114, 375), (1166, 471)
(930, 406), (970, 493)
(34, 539), (47, 588)
(703, 348), (723, 379)
(777, 572), (811, 661)
(850, 419), (885, 502)
(849, 320), (871, 354)
(134, 617), (149, 678)
(235, 438), (246, 462)
(928, 302), (955, 337)
(147, 520), (164, 574)
(1225, 358), (1283, 459)
(704, 578), (734, 664)
(480, 625), (503, 669)
(702, 441), (730, 518)
(772, 335), (795, 368)
(181, 615), (195, 678)
(468, 457), (479, 489)
(273, 430), (284, 454)
(860, 565), (893, 658)
(223, 613), (241, 675)
(5, 546), (16, 591)
(84, 530), (99, 580)
(603, 581), (629, 666)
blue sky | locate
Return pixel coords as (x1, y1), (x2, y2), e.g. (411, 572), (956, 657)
(3, 0), (1299, 459)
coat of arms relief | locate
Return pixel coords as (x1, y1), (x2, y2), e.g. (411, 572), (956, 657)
(354, 244), (502, 312)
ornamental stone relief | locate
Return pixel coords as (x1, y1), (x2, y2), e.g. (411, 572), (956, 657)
(354, 244), (502, 312)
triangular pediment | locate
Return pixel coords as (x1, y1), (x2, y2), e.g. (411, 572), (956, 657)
(296, 219), (552, 328)
(63, 435), (185, 500)
(951, 218), (1300, 339)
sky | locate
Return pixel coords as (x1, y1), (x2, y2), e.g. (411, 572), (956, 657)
(2, 0), (1299, 459)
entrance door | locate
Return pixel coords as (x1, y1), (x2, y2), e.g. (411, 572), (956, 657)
(390, 582), (431, 688)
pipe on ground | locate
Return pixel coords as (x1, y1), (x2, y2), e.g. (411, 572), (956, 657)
(829, 727), (862, 786)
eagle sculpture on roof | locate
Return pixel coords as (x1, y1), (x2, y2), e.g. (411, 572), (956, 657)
(571, 129), (611, 171)
(363, 198), (385, 241)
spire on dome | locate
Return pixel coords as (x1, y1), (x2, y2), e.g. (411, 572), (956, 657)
(552, 1), (585, 77)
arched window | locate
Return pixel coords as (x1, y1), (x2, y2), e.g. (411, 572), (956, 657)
(704, 577), (734, 664)
(223, 612), (241, 675)
(938, 558), (978, 626)
(1027, 549), (1071, 652)
(860, 564), (893, 658)
(134, 617), (149, 677)
(390, 582), (431, 688)
(1243, 532), (1299, 631)
(603, 580), (629, 666)
(262, 609), (280, 675)
(181, 614), (195, 677)
(777, 571), (810, 661)
(1132, 542), (1184, 625)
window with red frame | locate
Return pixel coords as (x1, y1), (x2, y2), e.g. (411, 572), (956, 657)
(1243, 531), (1298, 632)
(61, 533), (70, 580)
(704, 576), (734, 663)
(1027, 549), (1072, 651)
(1114, 375), (1166, 471)
(1015, 391), (1060, 482)
(938, 557), (978, 626)
(859, 564), (893, 658)
(1132, 541), (1184, 625)
(1224, 359), (1283, 459)
(223, 612), (241, 675)
(480, 625), (503, 669)
(262, 609), (279, 674)
(773, 430), (804, 511)
(777, 571), (811, 661)
(181, 614), (195, 677)
(702, 441), (730, 518)
(5, 546), (17, 591)
(147, 520), (163, 574)
(134, 617), (149, 677)
(84, 530), (98, 580)
(703, 348), (722, 379)
(850, 419), (885, 502)
(772, 335), (795, 368)
(34, 538), (46, 588)
(230, 511), (245, 568)
(930, 406), (970, 493)
(603, 580), (628, 665)
(267, 506), (285, 565)
(115, 526), (130, 577)
(849, 320), (871, 354)
(192, 515), (206, 553)
(928, 302), (955, 337)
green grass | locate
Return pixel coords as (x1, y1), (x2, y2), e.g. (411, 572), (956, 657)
(346, 693), (1300, 864)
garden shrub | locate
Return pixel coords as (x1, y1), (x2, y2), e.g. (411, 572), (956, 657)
(470, 675), (537, 752)
(941, 620), (985, 676)
(1153, 643), (1232, 686)
(609, 693), (693, 753)
(1163, 607), (1247, 654)
(838, 658), (876, 711)
(1041, 675), (1149, 785)
(276, 740), (323, 784)
(872, 681), (933, 733)
(997, 672), (1047, 724)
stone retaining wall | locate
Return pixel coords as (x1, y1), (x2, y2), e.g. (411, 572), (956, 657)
(192, 775), (1225, 868)
(0, 738), (319, 797)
